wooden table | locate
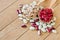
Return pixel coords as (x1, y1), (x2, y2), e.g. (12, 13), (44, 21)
(0, 0), (60, 40)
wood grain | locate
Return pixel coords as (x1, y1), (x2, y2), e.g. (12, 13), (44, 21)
(0, 0), (18, 31)
(0, 0), (39, 31)
(17, 1), (52, 40)
(0, 0), (17, 13)
(44, 4), (60, 40)
(45, 26), (60, 40)
(0, 0), (60, 40)
(17, 0), (60, 40)
(0, 19), (29, 40)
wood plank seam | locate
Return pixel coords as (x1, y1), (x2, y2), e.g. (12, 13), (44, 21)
(16, 29), (29, 40)
(43, 3), (60, 40)
(0, 0), (18, 13)
(0, 17), (18, 31)
(0, 18), (29, 40)
(43, 4), (60, 40)
(43, 24), (60, 40)
(0, 0), (59, 39)
(0, 0), (18, 31)
(53, 2), (59, 8)
(16, 2), (60, 40)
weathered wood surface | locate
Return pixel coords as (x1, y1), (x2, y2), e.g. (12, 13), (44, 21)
(0, 0), (60, 40)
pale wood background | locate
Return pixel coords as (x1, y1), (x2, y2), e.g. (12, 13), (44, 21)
(0, 0), (60, 40)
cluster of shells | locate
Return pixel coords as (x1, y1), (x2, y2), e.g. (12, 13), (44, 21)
(17, 0), (57, 35)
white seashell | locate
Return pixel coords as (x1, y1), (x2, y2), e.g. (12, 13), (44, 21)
(32, 1), (37, 5)
(25, 4), (29, 7)
(40, 21), (43, 25)
(53, 17), (56, 21)
(22, 8), (24, 11)
(47, 24), (52, 28)
(30, 1), (37, 8)
(23, 4), (29, 9)
(39, 0), (45, 3)
(18, 14), (23, 17)
(22, 15), (26, 18)
(52, 30), (57, 33)
(28, 7), (33, 12)
(36, 22), (40, 25)
(38, 30), (41, 35)
(43, 25), (47, 29)
(30, 19), (34, 22)
(51, 22), (55, 26)
(41, 28), (46, 32)
(26, 18), (30, 21)
(29, 26), (35, 30)
(19, 17), (23, 20)
(22, 10), (28, 14)
(39, 25), (42, 29)
(39, 6), (44, 9)
(23, 19), (28, 23)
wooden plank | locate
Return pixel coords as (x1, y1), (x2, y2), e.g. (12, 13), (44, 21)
(53, 0), (60, 8)
(0, 0), (39, 40)
(17, 1), (60, 40)
(40, 0), (60, 8)
(0, 0), (60, 40)
(0, 0), (17, 12)
(44, 4), (60, 40)
(45, 26), (60, 40)
(18, 30), (41, 40)
(0, 0), (18, 31)
(38, 4), (60, 40)
(0, 0), (39, 31)
(0, 19), (30, 40)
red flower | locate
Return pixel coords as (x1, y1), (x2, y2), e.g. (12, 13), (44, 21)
(39, 8), (53, 22)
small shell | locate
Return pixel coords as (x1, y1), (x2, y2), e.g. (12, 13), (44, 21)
(52, 30), (57, 33)
(23, 19), (28, 23)
(43, 24), (47, 29)
(39, 25), (42, 29)
(31, 1), (37, 6)
(36, 22), (40, 25)
(29, 26), (35, 30)
(32, 1), (37, 5)
(33, 8), (37, 13)
(22, 15), (26, 18)
(26, 18), (30, 21)
(19, 17), (23, 20)
(23, 4), (29, 9)
(39, 6), (44, 10)
(47, 24), (52, 28)
(22, 10), (28, 14)
(37, 0), (45, 5)
(40, 21), (43, 25)
(27, 6), (33, 12)
(39, 0), (45, 3)
(30, 1), (37, 8)
(38, 30), (41, 35)
(41, 28), (46, 32)
(18, 14), (23, 17)
(51, 22), (55, 26)
(30, 19), (34, 22)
